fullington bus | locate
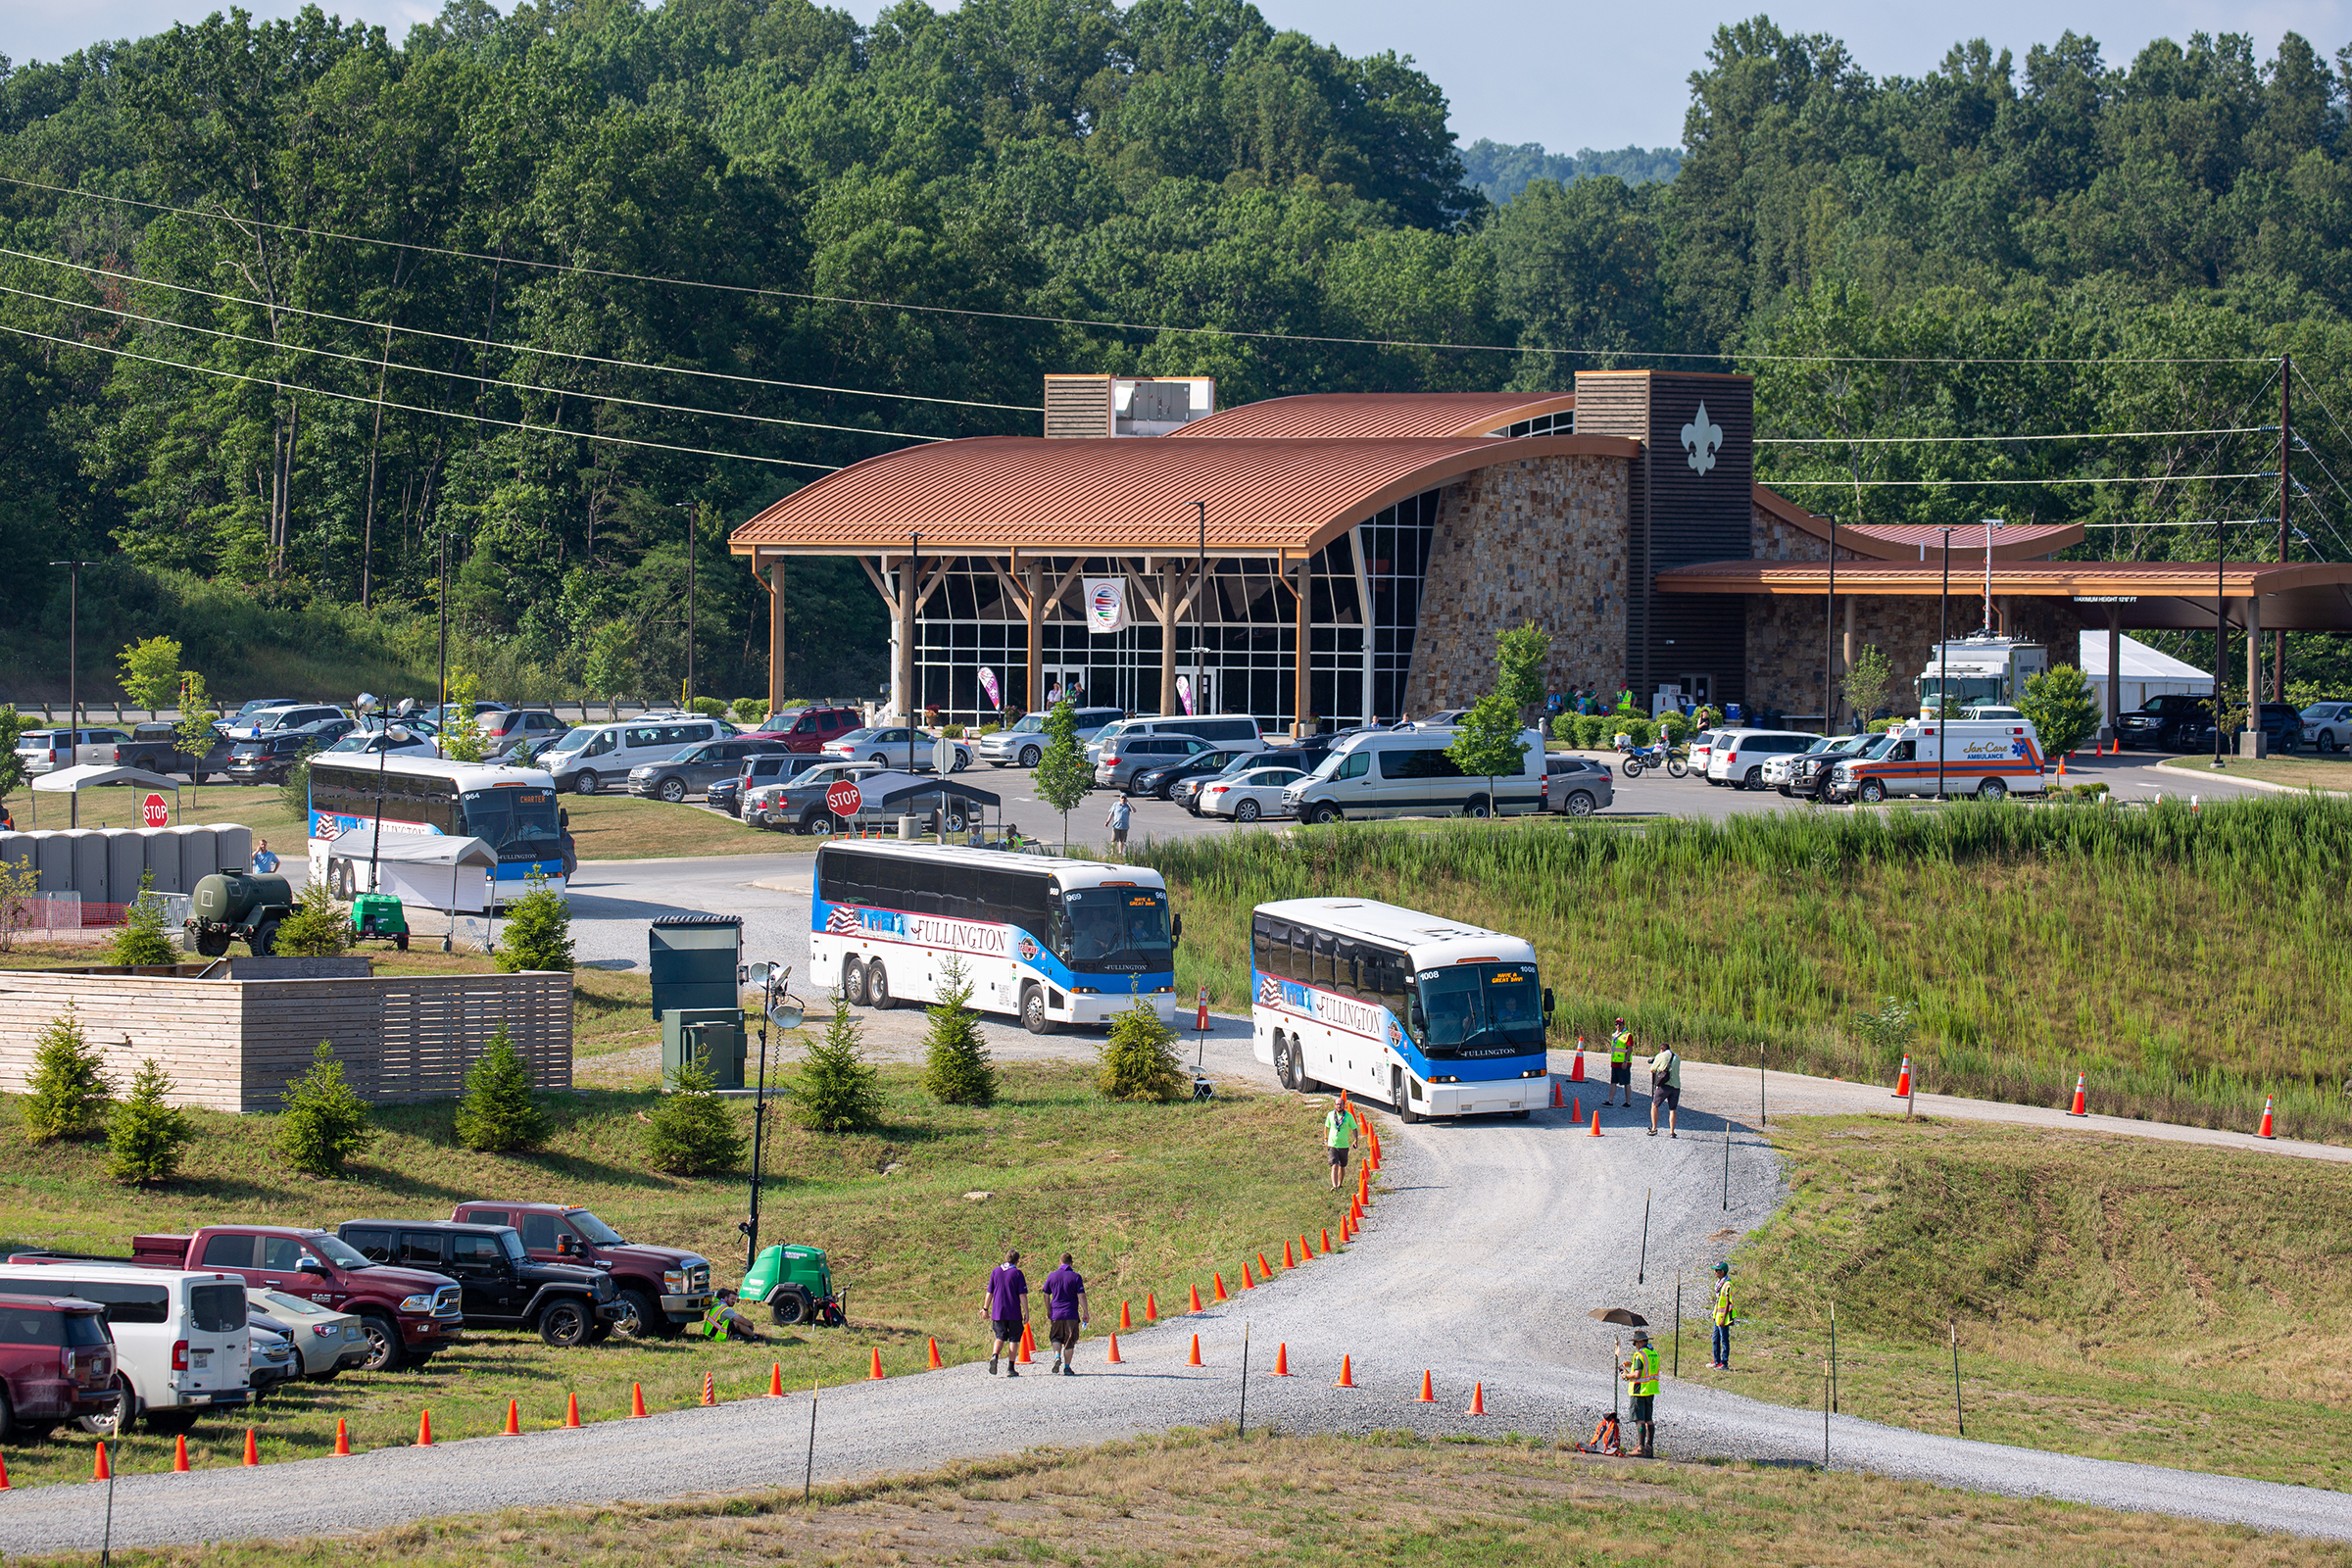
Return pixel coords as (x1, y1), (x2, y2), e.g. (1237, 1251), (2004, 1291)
(308, 756), (566, 906)
(810, 840), (1181, 1032)
(1250, 898), (1552, 1121)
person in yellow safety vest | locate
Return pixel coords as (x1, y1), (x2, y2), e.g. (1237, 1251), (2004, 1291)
(1709, 1261), (1735, 1369)
(1324, 1102), (1355, 1192)
(1620, 1329), (1659, 1457)
(1604, 1016), (1634, 1107)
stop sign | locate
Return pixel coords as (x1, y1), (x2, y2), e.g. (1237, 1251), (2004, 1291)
(141, 793), (171, 828)
(824, 779), (863, 818)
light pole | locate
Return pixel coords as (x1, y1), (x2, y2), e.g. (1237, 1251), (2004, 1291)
(1194, 501), (1206, 717)
(738, 964), (803, 1269)
(2215, 520), (2229, 768)
(907, 528), (922, 775)
(434, 527), (451, 759)
(1823, 513), (1836, 735)
(354, 694), (416, 895)
(1936, 526), (1953, 802)
(47, 560), (99, 733)
(1980, 517), (2002, 635)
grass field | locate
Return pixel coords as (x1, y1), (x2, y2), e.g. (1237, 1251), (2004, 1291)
(0, 1051), (1348, 1491)
(18, 1429), (2337, 1567)
(1704, 1116), (2352, 1492)
(1137, 795), (2352, 1142)
(2159, 754), (2352, 793)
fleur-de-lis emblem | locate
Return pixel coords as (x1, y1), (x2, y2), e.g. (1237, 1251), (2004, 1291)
(1681, 401), (1724, 476)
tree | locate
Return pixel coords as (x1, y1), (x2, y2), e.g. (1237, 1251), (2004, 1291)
(0, 850), (37, 953)
(272, 877), (350, 956)
(439, 668), (488, 762)
(275, 1042), (377, 1175)
(584, 623), (637, 719)
(277, 741), (322, 821)
(0, 705), (24, 805)
(175, 672), (220, 814)
(1446, 693), (1530, 816)
(1098, 995), (1187, 1102)
(118, 635), (185, 713)
(1842, 645), (1895, 729)
(790, 997), (885, 1133)
(1032, 696), (1091, 851)
(2020, 664), (2101, 761)
(109, 1057), (198, 1185)
(1494, 621), (1552, 727)
(110, 872), (180, 966)
(921, 957), (997, 1106)
(24, 1003), (113, 1142)
(454, 1026), (553, 1152)
(645, 1051), (746, 1174)
(496, 879), (573, 972)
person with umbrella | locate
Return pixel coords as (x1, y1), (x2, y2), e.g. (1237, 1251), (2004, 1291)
(1619, 1329), (1659, 1457)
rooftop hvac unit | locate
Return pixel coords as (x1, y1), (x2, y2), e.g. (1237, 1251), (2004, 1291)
(1043, 374), (1215, 437)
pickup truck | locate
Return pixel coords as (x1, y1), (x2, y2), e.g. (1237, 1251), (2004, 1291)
(449, 1201), (712, 1339)
(130, 1226), (463, 1372)
(336, 1220), (622, 1347)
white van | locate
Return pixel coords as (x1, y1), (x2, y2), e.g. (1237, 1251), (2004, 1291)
(1706, 729), (1822, 790)
(538, 714), (732, 796)
(0, 1263), (251, 1434)
(1282, 728), (1544, 823)
(1085, 713), (1265, 765)
(1831, 717), (2047, 803)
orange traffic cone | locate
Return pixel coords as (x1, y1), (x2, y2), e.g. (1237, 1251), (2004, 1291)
(629, 1382), (649, 1418)
(0, 1449), (10, 1489)
(869, 1348), (887, 1379)
(1187, 1333), (1203, 1367)
(1571, 1097), (1580, 1122)
(1334, 1354), (1355, 1388)
(1105, 1333), (1123, 1364)
(1018, 1323), (1035, 1363)
(1300, 1233), (1315, 1261)
(2258, 1096), (2278, 1139)
(173, 1433), (190, 1472)
(504, 1397), (523, 1434)
(1550, 1077), (1564, 1108)
(1892, 1055), (1913, 1098)
(767, 1362), (786, 1396)
(1213, 1271), (1228, 1303)
(566, 1393), (583, 1426)
(1258, 1250), (1274, 1280)
(1241, 1261), (1255, 1290)
(1570, 1041), (1587, 1082)
(1273, 1343), (1293, 1376)
(1321, 1227), (1334, 1254)
(1146, 1293), (1159, 1323)
(1590, 1108), (1603, 1137)
(333, 1417), (351, 1454)
(2067, 1073), (2088, 1117)
(926, 1337), (944, 1370)
(93, 1441), (112, 1482)
(701, 1373), (715, 1407)
(1415, 1370), (1436, 1403)
(1188, 1284), (1203, 1313)
(1284, 1239), (1297, 1269)
(416, 1408), (434, 1447)
(1467, 1382), (1486, 1415)
(1120, 1299), (1134, 1331)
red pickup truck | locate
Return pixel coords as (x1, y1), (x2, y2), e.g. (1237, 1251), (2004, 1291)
(130, 1227), (463, 1372)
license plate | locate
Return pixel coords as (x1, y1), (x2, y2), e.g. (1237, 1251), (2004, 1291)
(191, 1352), (210, 1368)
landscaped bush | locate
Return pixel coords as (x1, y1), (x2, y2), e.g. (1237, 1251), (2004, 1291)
(276, 1042), (376, 1175)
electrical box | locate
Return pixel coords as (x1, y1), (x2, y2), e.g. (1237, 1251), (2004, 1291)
(648, 914), (743, 1019)
(662, 1008), (747, 1091)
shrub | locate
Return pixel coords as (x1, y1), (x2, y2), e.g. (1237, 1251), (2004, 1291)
(24, 1004), (113, 1142)
(109, 1058), (197, 1185)
(1098, 996), (1187, 1102)
(276, 741), (322, 819)
(690, 696), (729, 719)
(730, 697), (766, 725)
(276, 1042), (377, 1176)
(272, 878), (351, 957)
(790, 998), (885, 1133)
(496, 881), (573, 972)
(645, 1051), (746, 1174)
(454, 1026), (553, 1152)
(940, 722), (966, 739)
(921, 959), (997, 1106)
(111, 873), (179, 966)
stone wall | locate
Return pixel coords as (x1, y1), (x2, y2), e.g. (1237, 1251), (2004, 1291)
(1751, 500), (1868, 563)
(1745, 592), (2093, 724)
(1401, 454), (1631, 711)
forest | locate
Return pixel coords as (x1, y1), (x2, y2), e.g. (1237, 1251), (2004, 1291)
(5, 5), (2352, 704)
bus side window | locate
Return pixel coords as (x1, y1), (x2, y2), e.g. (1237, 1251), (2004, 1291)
(1285, 926), (1310, 982)
(1335, 940), (1359, 999)
(1251, 915), (1274, 973)
(1310, 931), (1335, 988)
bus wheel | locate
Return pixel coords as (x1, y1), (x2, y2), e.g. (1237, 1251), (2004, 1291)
(1976, 777), (2008, 803)
(1022, 985), (1054, 1035)
(1273, 1034), (1297, 1088)
(866, 961), (893, 1009)
(842, 957), (867, 1007)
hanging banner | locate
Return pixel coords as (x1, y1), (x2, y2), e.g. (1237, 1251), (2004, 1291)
(978, 668), (1002, 710)
(1176, 675), (1194, 715)
(1083, 577), (1132, 634)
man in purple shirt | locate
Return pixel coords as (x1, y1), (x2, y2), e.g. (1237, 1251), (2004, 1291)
(1042, 1253), (1089, 1376)
(982, 1250), (1029, 1376)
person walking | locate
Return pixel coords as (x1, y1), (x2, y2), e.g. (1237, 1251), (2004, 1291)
(251, 838), (279, 874)
(1709, 1261), (1735, 1370)
(1605, 1018), (1633, 1107)
(1620, 1329), (1659, 1457)
(1324, 1100), (1355, 1191)
(1104, 794), (1131, 853)
(983, 1250), (1029, 1376)
(1647, 1043), (1682, 1138)
(1042, 1252), (1089, 1375)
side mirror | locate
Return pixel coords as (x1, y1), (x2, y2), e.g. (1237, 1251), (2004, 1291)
(297, 1257), (326, 1275)
(559, 808), (569, 828)
(1171, 912), (1183, 944)
(556, 1234), (580, 1256)
(1543, 988), (1556, 1017)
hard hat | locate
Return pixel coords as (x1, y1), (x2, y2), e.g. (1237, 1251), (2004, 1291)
(1630, 1329), (1651, 1346)
(1712, 1261), (1729, 1274)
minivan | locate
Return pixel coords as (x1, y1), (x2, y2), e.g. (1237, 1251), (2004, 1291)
(1282, 728), (1544, 823)
(538, 716), (731, 795)
(1706, 729), (1821, 790)
(1087, 713), (1263, 765)
(1096, 733), (1217, 792)
(978, 708), (1125, 768)
(0, 1263), (251, 1435)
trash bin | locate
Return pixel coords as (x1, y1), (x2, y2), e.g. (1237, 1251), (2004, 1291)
(650, 915), (745, 1091)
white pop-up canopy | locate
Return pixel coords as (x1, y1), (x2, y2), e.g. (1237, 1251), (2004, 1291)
(26, 764), (181, 828)
(322, 834), (499, 913)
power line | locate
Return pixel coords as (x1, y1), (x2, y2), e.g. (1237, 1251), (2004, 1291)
(0, 319), (841, 470)
(0, 244), (1043, 414)
(0, 175), (2280, 368)
(1756, 426), (2269, 445)
(1766, 471), (2277, 488)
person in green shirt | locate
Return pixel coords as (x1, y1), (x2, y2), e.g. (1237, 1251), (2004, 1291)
(1605, 1017), (1633, 1107)
(1620, 1329), (1659, 1457)
(1648, 1045), (1682, 1138)
(1324, 1102), (1356, 1191)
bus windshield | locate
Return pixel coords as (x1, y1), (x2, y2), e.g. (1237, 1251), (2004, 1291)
(1059, 887), (1173, 972)
(1410, 962), (1544, 1056)
(459, 787), (563, 862)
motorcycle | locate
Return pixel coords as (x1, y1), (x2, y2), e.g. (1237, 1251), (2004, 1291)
(1619, 740), (1689, 779)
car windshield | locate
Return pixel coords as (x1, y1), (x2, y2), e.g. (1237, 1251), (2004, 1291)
(543, 727), (593, 754)
(1410, 962), (1545, 1055)
(1059, 886), (1174, 972)
(568, 1210), (625, 1246)
(261, 1290), (336, 1317)
(498, 1230), (527, 1262)
(311, 1233), (372, 1269)
(1008, 714), (1044, 733)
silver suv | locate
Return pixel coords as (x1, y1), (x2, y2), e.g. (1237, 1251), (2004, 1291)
(977, 707), (1125, 768)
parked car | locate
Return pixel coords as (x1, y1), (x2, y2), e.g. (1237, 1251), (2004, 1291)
(421, 700), (514, 730)
(227, 723), (352, 784)
(1705, 729), (1821, 790)
(446, 1202), (713, 1340)
(320, 729), (437, 759)
(0, 1262), (251, 1435)
(478, 709), (569, 760)
(745, 760), (883, 833)
(227, 704), (348, 741)
(1096, 732), (1215, 793)
(249, 1290), (370, 1382)
(336, 1220), (621, 1348)
(746, 706), (865, 755)
(15, 727), (131, 774)
(1397, 709), (1474, 729)
(713, 753), (829, 816)
(2303, 701), (2352, 753)
(1770, 733), (1878, 800)
(1199, 764), (1306, 821)
(246, 1322), (299, 1401)
(1686, 729), (1721, 776)
(823, 727), (973, 770)
(122, 1225), (462, 1372)
(2252, 702), (2305, 754)
(627, 738), (791, 803)
(1087, 713), (1263, 766)
(1541, 755), (1615, 815)
(118, 721), (205, 778)
(231, 698), (298, 719)
(0, 1292), (120, 1442)
(1130, 747), (1251, 801)
(2117, 694), (2215, 752)
(978, 707), (1125, 768)
(1175, 748), (1314, 813)
(540, 715), (732, 795)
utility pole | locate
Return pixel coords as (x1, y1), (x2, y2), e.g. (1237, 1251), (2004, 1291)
(2215, 520), (2229, 767)
(686, 503), (699, 707)
(2278, 353), (2291, 702)
(1824, 513), (1836, 735)
(1936, 527), (1952, 801)
(1194, 501), (1207, 716)
(435, 528), (450, 759)
(47, 560), (99, 734)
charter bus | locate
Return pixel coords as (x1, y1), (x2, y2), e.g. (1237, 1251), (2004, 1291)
(810, 841), (1181, 1033)
(308, 756), (567, 906)
(1250, 898), (1552, 1121)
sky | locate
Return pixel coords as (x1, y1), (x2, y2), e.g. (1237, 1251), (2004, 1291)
(9, 0), (2352, 153)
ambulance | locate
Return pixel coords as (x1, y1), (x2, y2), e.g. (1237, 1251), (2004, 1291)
(1829, 718), (2046, 804)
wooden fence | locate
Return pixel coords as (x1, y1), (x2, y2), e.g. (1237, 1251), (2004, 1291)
(0, 966), (572, 1112)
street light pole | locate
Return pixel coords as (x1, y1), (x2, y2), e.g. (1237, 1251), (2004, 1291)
(47, 560), (99, 733)
(1194, 501), (1206, 717)
(907, 528), (922, 775)
(1936, 527), (1952, 802)
(2215, 519), (2229, 767)
(687, 503), (699, 707)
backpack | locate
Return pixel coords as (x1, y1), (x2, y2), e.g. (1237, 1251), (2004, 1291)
(1575, 1412), (1623, 1455)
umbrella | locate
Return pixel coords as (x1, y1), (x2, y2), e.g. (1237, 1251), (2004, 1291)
(1588, 1307), (1647, 1327)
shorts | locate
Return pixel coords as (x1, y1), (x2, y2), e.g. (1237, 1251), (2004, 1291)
(1629, 1394), (1654, 1423)
(1048, 1318), (1081, 1348)
(1610, 1061), (1632, 1085)
(1328, 1145), (1350, 1168)
(1655, 1082), (1681, 1109)
(992, 1318), (1024, 1344)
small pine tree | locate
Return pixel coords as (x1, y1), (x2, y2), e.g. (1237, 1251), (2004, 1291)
(110, 872), (179, 966)
(920, 957), (997, 1106)
(108, 1057), (197, 1185)
(24, 1003), (113, 1142)
(1031, 696), (1091, 852)
(272, 877), (351, 957)
(644, 1051), (746, 1174)
(1097, 995), (1187, 1102)
(454, 1026), (553, 1152)
(790, 996), (885, 1133)
(276, 1042), (377, 1176)
(496, 880), (574, 972)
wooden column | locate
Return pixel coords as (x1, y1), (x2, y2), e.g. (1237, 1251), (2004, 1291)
(1158, 561), (1181, 716)
(1292, 554), (1311, 738)
(2244, 594), (2264, 756)
(2104, 606), (2121, 744)
(899, 554), (919, 725)
(766, 558), (786, 715)
(1025, 562), (1044, 713)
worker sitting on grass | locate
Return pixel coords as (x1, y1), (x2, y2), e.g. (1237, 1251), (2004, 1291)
(696, 1290), (764, 1344)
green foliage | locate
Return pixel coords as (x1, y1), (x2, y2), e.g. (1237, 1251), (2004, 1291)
(1849, 996), (1918, 1069)
(1494, 622), (1551, 722)
(495, 881), (574, 973)
(643, 1051), (746, 1175)
(275, 1042), (376, 1176)
(108, 1057), (197, 1185)
(583, 624), (637, 718)
(440, 669), (488, 763)
(454, 1027), (553, 1152)
(790, 1000), (885, 1134)
(1032, 697), (1091, 849)
(272, 877), (351, 957)
(24, 1003), (112, 1142)
(277, 741), (321, 820)
(110, 872), (179, 966)
(1097, 996), (1187, 1103)
(2021, 665), (2101, 759)
(1842, 646), (1896, 728)
(920, 958), (997, 1107)
(174, 672), (219, 810)
(1446, 694), (1529, 803)
(118, 635), (185, 711)
(0, 851), (38, 952)
(690, 696), (729, 719)
(0, 705), (24, 802)
(730, 697), (766, 725)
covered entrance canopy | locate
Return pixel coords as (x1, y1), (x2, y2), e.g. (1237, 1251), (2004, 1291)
(1656, 559), (2352, 631)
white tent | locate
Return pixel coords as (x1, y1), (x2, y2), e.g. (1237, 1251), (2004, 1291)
(323, 835), (500, 913)
(26, 764), (181, 829)
(2077, 630), (2214, 714)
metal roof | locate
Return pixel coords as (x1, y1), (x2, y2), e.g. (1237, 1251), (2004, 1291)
(1658, 559), (2352, 630)
(1750, 485), (2084, 561)
(1176, 392), (1576, 440)
(728, 433), (1640, 559)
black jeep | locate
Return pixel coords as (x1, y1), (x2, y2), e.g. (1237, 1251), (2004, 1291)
(336, 1220), (622, 1348)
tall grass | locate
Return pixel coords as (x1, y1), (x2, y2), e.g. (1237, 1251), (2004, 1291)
(1138, 796), (2352, 1142)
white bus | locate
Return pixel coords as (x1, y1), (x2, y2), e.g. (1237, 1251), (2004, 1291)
(1250, 898), (1552, 1121)
(308, 756), (567, 906)
(810, 841), (1181, 1033)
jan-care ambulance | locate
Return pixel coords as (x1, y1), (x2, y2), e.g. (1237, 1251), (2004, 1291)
(1829, 718), (2046, 804)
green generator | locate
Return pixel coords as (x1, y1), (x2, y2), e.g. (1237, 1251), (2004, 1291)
(740, 1244), (847, 1326)
(350, 892), (410, 951)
